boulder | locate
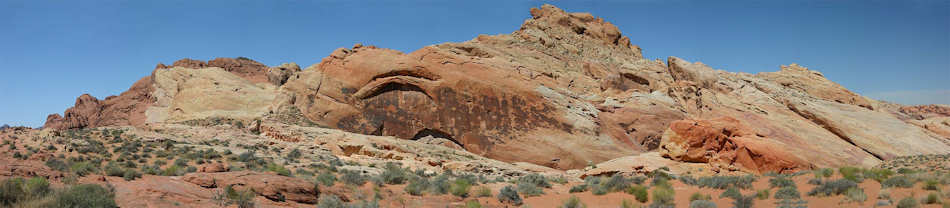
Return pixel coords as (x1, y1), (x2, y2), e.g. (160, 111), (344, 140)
(182, 171), (319, 204)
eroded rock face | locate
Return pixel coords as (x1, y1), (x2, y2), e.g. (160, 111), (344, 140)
(659, 117), (814, 173)
(44, 76), (154, 130)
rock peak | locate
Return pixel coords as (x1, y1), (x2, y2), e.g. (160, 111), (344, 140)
(521, 4), (636, 52)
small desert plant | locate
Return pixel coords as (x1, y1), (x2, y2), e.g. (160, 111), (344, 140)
(497, 185), (523, 205)
(221, 185), (255, 208)
(516, 173), (551, 196)
(690, 200), (717, 208)
(720, 187), (742, 199)
(838, 166), (864, 182)
(465, 200), (482, 208)
(774, 186), (801, 200)
(883, 175), (916, 188)
(651, 183), (675, 207)
(430, 174), (450, 195)
(379, 162), (410, 185)
(475, 186), (491, 197)
(266, 163), (292, 176)
(562, 195), (585, 208)
(626, 185), (648, 203)
(923, 192), (940, 204)
(863, 168), (895, 182)
(843, 187), (867, 203)
(897, 196), (919, 208)
(52, 184), (118, 208)
(923, 179), (940, 190)
(341, 170), (366, 186)
(690, 192), (712, 202)
(808, 179), (857, 196)
(769, 176), (796, 188)
(317, 194), (344, 208)
(404, 176), (429, 196)
(569, 184), (588, 193)
(756, 189), (770, 200)
(316, 172), (336, 186)
(732, 194), (755, 208)
(450, 178), (473, 198)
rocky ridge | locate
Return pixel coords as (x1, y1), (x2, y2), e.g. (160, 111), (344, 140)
(40, 4), (950, 174)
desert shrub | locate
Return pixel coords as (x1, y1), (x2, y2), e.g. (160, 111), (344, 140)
(807, 178), (822, 185)
(769, 176), (795, 188)
(838, 166), (864, 182)
(220, 185), (254, 208)
(70, 161), (97, 176)
(316, 172), (336, 186)
(695, 175), (757, 189)
(843, 188), (867, 203)
(720, 187), (741, 199)
(807, 179), (857, 196)
(497, 185), (522, 205)
(690, 192), (711, 202)
(883, 175), (916, 188)
(404, 176), (429, 196)
(815, 168), (833, 178)
(626, 185), (648, 203)
(379, 163), (410, 185)
(923, 192), (940, 204)
(897, 196), (919, 208)
(44, 158), (69, 172)
(450, 178), (473, 198)
(517, 174), (551, 189)
(266, 163), (291, 176)
(286, 148), (301, 160)
(162, 165), (184, 176)
(52, 184), (117, 208)
(897, 168), (917, 174)
(731, 194), (755, 208)
(465, 200), (482, 208)
(123, 169), (142, 181)
(923, 179), (940, 190)
(562, 195), (585, 208)
(621, 199), (637, 208)
(517, 181), (544, 196)
(317, 194), (344, 208)
(651, 183), (675, 206)
(174, 158), (189, 167)
(0, 178), (26, 205)
(756, 189), (770, 199)
(340, 170), (366, 186)
(601, 175), (632, 192)
(774, 186), (801, 200)
(863, 168), (895, 182)
(690, 200), (717, 208)
(569, 184), (588, 193)
(475, 186), (491, 197)
(430, 174), (450, 194)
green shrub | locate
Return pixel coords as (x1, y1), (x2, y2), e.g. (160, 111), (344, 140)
(690, 192), (711, 201)
(45, 158), (69, 171)
(517, 173), (551, 189)
(690, 200), (717, 208)
(316, 172), (336, 186)
(731, 194), (755, 208)
(838, 166), (864, 182)
(0, 178), (26, 206)
(569, 184), (588, 193)
(163, 165), (184, 176)
(497, 185), (522, 205)
(317, 194), (344, 208)
(720, 187), (741, 199)
(122, 169), (142, 181)
(221, 185), (255, 208)
(923, 179), (940, 190)
(651, 183), (675, 206)
(105, 163), (125, 177)
(379, 163), (410, 185)
(475, 186), (491, 197)
(626, 185), (648, 203)
(774, 186), (800, 200)
(769, 176), (795, 188)
(863, 168), (894, 182)
(24, 177), (51, 197)
(621, 199), (637, 208)
(807, 179), (857, 196)
(815, 168), (833, 178)
(517, 181), (544, 196)
(341, 170), (366, 186)
(897, 168), (917, 174)
(562, 195), (585, 208)
(843, 188), (866, 203)
(450, 179), (472, 198)
(694, 175), (757, 189)
(52, 184), (117, 208)
(266, 163), (291, 176)
(404, 176), (429, 196)
(601, 175), (632, 192)
(883, 175), (916, 188)
(70, 161), (97, 176)
(756, 189), (770, 200)
(286, 148), (301, 161)
(923, 192), (940, 204)
(465, 200), (482, 208)
(430, 174), (450, 194)
(897, 196), (919, 208)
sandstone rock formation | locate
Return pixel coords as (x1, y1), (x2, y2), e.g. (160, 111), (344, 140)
(182, 171), (319, 204)
(41, 4), (950, 173)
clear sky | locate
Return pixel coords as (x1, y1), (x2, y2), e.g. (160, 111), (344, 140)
(1, 0), (948, 127)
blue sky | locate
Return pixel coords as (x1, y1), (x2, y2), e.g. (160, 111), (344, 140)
(1, 0), (948, 127)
